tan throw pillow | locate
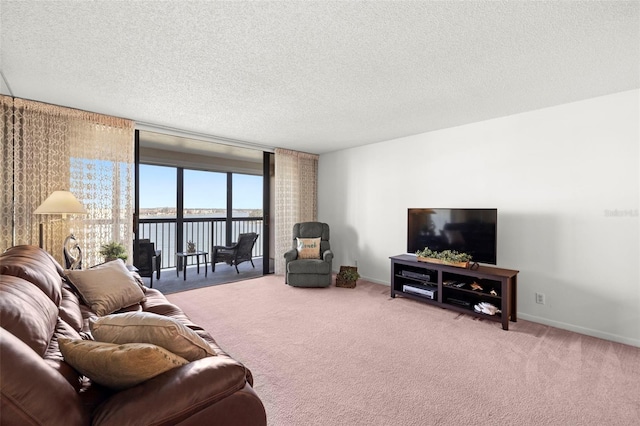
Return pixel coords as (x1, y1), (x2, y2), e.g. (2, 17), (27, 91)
(90, 261), (145, 291)
(65, 260), (146, 316)
(59, 338), (188, 390)
(296, 237), (321, 259)
(90, 312), (216, 361)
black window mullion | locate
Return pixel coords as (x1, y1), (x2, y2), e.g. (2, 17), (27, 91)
(226, 172), (233, 245)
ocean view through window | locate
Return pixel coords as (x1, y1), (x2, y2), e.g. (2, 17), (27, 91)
(138, 164), (263, 269)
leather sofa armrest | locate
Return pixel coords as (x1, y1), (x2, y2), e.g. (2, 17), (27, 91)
(0, 328), (87, 426)
(92, 356), (256, 426)
(323, 249), (333, 263)
(283, 249), (298, 262)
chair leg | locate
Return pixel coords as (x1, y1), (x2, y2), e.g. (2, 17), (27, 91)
(235, 263), (239, 274)
(250, 259), (255, 268)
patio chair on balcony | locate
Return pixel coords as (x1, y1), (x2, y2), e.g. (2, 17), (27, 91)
(212, 232), (259, 274)
(133, 239), (161, 287)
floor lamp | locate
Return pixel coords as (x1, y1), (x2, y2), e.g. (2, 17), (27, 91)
(33, 190), (87, 249)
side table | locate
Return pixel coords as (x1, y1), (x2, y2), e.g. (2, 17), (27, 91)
(176, 251), (208, 281)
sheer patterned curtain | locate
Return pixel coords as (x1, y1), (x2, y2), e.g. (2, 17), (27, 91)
(0, 96), (14, 253)
(274, 148), (319, 275)
(1, 96), (134, 266)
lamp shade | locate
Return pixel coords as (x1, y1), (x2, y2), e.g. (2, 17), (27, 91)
(34, 191), (87, 216)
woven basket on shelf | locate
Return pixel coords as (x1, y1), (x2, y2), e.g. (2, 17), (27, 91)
(335, 266), (358, 288)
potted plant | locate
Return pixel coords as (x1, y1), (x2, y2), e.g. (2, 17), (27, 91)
(99, 242), (128, 262)
(336, 266), (360, 288)
(415, 247), (472, 268)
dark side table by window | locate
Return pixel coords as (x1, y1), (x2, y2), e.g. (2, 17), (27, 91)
(175, 251), (208, 281)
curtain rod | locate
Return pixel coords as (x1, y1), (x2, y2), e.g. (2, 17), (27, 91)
(135, 122), (275, 153)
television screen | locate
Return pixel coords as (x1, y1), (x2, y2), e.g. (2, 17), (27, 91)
(407, 208), (497, 265)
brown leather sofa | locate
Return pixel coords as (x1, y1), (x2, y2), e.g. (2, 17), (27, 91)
(0, 245), (267, 426)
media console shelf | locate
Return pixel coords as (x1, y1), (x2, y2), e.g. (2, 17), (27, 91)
(390, 254), (518, 330)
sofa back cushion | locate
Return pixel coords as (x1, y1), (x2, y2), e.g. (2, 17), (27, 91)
(0, 275), (58, 356)
(0, 245), (64, 306)
(58, 284), (85, 332)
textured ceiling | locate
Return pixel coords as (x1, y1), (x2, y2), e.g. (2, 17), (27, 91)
(1, 1), (638, 154)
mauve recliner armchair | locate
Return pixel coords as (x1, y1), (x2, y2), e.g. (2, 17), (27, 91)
(284, 222), (333, 287)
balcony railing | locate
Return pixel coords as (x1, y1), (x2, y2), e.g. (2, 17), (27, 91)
(138, 217), (263, 269)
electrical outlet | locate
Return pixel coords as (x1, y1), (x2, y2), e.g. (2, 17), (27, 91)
(535, 292), (546, 305)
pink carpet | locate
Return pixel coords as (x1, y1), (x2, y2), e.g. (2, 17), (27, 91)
(168, 276), (640, 425)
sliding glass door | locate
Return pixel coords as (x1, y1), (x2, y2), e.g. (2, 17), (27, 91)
(134, 130), (272, 273)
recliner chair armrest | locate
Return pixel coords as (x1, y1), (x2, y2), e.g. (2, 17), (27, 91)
(323, 250), (333, 263)
(283, 249), (298, 262)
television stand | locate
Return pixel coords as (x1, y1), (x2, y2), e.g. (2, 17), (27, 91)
(390, 254), (518, 330)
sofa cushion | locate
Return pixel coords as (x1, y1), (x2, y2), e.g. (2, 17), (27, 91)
(141, 288), (188, 317)
(65, 260), (146, 316)
(296, 237), (321, 259)
(0, 244), (64, 306)
(58, 284), (84, 332)
(0, 275), (59, 356)
(90, 312), (216, 361)
(59, 338), (188, 390)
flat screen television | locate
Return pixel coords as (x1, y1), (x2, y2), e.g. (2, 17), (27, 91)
(407, 208), (497, 265)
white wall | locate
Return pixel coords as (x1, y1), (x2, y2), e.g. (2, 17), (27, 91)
(318, 89), (639, 347)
